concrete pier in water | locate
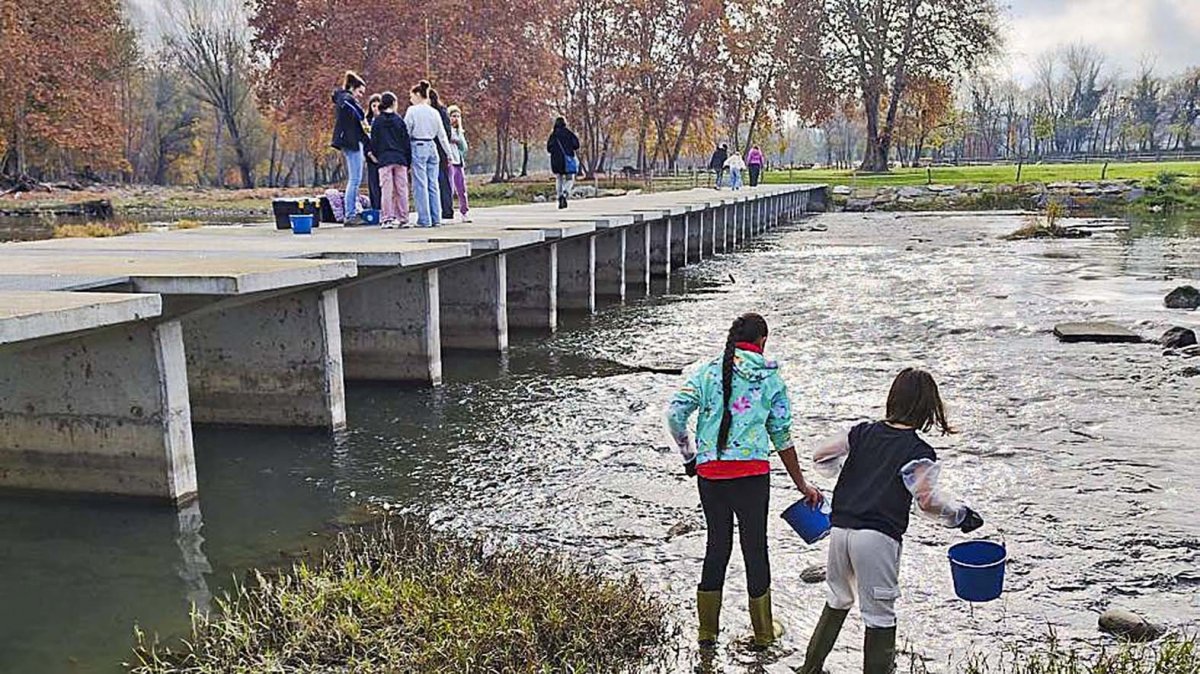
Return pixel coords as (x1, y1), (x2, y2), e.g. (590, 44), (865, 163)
(0, 184), (825, 502)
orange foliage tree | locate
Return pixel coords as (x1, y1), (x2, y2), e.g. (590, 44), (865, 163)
(718, 0), (831, 155)
(0, 0), (132, 178)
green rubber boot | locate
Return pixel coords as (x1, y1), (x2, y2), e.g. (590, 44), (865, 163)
(797, 605), (850, 674)
(748, 589), (784, 649)
(697, 589), (722, 647)
(863, 626), (897, 674)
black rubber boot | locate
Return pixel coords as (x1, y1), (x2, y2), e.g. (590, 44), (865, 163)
(797, 605), (850, 674)
(863, 626), (897, 674)
(558, 195), (568, 209)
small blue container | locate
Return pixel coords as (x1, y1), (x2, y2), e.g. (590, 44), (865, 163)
(781, 497), (831, 544)
(948, 540), (1007, 602)
(289, 214), (314, 235)
(361, 209), (381, 225)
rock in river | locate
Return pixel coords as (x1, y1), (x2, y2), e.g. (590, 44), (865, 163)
(800, 564), (827, 584)
(1053, 322), (1143, 344)
(1098, 607), (1165, 642)
(1161, 327), (1198, 349)
(1165, 285), (1200, 310)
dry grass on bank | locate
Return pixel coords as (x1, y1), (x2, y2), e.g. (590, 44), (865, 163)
(52, 221), (148, 238)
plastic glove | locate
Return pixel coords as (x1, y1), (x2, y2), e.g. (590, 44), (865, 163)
(959, 508), (984, 534)
(684, 458), (697, 477)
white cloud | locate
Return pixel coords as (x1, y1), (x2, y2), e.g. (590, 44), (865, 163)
(1002, 0), (1200, 83)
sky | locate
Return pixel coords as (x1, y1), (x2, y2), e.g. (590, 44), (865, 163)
(1001, 0), (1200, 82)
(126, 0), (1199, 82)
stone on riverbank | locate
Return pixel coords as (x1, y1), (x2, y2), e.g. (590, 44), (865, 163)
(1098, 607), (1165, 642)
(1161, 327), (1198, 349)
(1164, 285), (1200, 310)
(800, 564), (826, 584)
(1054, 322), (1143, 344)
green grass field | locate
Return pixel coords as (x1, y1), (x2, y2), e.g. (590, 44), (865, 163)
(764, 161), (1200, 187)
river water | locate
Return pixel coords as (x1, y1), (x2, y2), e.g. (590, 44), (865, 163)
(0, 211), (1197, 673)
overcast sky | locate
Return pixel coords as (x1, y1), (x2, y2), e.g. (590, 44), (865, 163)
(1002, 0), (1199, 82)
(126, 0), (1198, 82)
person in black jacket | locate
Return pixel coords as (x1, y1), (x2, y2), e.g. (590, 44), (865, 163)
(546, 117), (580, 209)
(369, 92), (413, 228)
(429, 88), (455, 221)
(365, 93), (382, 212)
(708, 143), (729, 189)
(331, 71), (369, 225)
(799, 368), (984, 674)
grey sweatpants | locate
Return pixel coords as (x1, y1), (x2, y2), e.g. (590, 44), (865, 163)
(825, 527), (902, 628)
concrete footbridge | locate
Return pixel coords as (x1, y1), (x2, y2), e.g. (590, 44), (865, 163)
(0, 184), (828, 504)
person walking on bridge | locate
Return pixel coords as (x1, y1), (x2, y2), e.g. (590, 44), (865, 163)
(708, 143), (729, 189)
(667, 312), (823, 652)
(547, 117), (580, 209)
(747, 145), (765, 187)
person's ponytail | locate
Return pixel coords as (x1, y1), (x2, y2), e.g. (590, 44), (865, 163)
(716, 317), (744, 455)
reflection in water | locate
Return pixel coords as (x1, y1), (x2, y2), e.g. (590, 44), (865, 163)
(173, 501), (212, 614)
(0, 211), (1196, 673)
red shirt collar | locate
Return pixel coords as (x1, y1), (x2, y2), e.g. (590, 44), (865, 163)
(735, 341), (763, 354)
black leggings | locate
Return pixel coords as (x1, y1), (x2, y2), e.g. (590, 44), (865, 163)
(698, 474), (770, 598)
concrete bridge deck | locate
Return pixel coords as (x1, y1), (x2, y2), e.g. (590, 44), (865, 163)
(0, 183), (826, 503)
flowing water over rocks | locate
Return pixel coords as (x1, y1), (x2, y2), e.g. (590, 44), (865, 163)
(0, 211), (1197, 673)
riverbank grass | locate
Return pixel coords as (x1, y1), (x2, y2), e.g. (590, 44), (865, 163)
(766, 161), (1200, 187)
(950, 632), (1199, 674)
(128, 517), (672, 673)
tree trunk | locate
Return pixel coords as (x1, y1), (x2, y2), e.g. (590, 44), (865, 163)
(267, 132), (278, 187)
(520, 140), (529, 177)
(860, 89), (886, 172)
(491, 124), (505, 182)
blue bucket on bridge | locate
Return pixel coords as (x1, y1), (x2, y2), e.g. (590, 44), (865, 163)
(781, 496), (831, 544)
(360, 209), (381, 225)
(289, 214), (314, 235)
(948, 540), (1006, 602)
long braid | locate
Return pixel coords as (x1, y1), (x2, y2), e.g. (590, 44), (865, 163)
(715, 317), (745, 455)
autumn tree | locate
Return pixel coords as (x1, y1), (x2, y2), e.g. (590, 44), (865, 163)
(552, 0), (626, 176)
(719, 0), (830, 154)
(612, 0), (724, 172)
(0, 0), (133, 179)
(892, 76), (951, 165)
(162, 0), (262, 188)
(823, 0), (1000, 172)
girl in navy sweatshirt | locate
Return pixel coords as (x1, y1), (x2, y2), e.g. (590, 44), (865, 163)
(799, 368), (983, 674)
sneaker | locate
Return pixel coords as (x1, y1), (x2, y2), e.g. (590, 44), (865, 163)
(460, 213), (472, 223)
(381, 219), (397, 229)
(344, 215), (365, 227)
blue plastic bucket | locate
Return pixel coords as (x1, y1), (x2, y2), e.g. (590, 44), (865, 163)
(290, 214), (314, 234)
(781, 497), (831, 544)
(361, 209), (381, 225)
(948, 540), (1006, 602)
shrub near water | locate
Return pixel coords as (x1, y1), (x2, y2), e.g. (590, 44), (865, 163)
(129, 517), (673, 674)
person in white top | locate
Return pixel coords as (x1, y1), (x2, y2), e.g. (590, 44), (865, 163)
(404, 80), (454, 227)
(724, 153), (747, 190)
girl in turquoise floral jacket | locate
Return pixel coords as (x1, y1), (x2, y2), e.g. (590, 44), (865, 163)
(667, 312), (821, 651)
